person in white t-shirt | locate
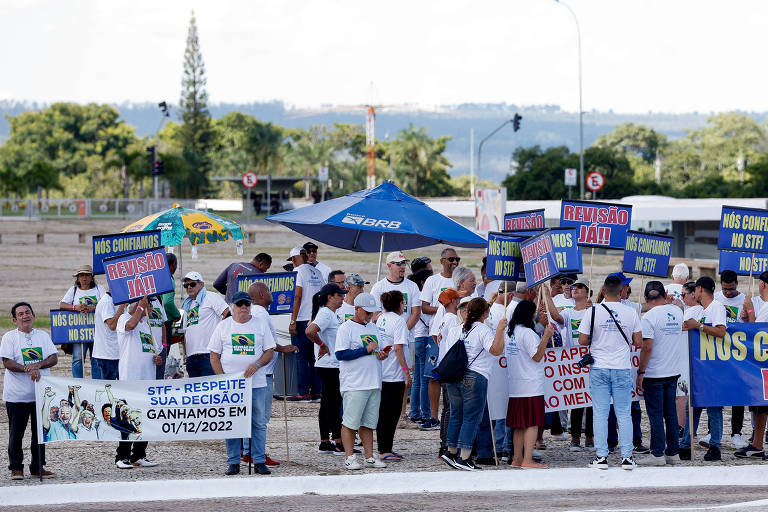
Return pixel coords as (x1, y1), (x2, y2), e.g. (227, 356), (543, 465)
(303, 241), (332, 283)
(578, 275), (642, 470)
(371, 252), (421, 331)
(334, 293), (388, 470)
(306, 283), (348, 455)
(674, 281), (698, 427)
(665, 263), (690, 301)
(92, 292), (125, 381)
(338, 273), (368, 322)
(636, 281), (683, 466)
(679, 276), (727, 462)
(181, 271), (229, 378)
(2, 302), (58, 479)
(287, 246), (325, 401)
(209, 291), (276, 476)
(477, 256), (502, 301)
(375, 290), (413, 461)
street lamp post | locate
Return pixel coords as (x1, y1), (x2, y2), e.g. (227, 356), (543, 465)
(154, 101), (170, 201)
(477, 119), (514, 186)
(555, 0), (584, 200)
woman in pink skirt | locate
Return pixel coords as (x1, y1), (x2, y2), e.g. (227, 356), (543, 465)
(497, 300), (553, 469)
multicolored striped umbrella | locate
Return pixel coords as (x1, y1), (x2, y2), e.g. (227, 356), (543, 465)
(122, 205), (245, 246)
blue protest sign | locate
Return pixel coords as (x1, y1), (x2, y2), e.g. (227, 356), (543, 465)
(520, 230), (559, 287)
(504, 227), (582, 274)
(92, 230), (162, 275)
(102, 247), (174, 305)
(504, 209), (545, 231)
(690, 324), (768, 407)
(235, 272), (297, 315)
(621, 230), (673, 277)
(49, 310), (94, 344)
(485, 232), (526, 281)
(718, 205), (768, 253)
(718, 250), (768, 276)
(560, 200), (632, 249)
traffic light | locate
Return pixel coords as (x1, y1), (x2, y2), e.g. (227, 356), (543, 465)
(513, 113), (522, 132)
(152, 159), (164, 177)
(146, 146), (155, 166)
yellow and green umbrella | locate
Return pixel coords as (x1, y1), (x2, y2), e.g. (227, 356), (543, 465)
(122, 204), (246, 246)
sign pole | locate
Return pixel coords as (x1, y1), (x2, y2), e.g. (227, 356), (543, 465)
(749, 253), (756, 297)
(638, 276), (645, 305)
(282, 352), (291, 464)
(589, 247), (595, 293)
(487, 401), (498, 467)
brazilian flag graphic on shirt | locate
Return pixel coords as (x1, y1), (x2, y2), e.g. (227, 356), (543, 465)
(360, 334), (378, 354)
(724, 305), (739, 322)
(139, 332), (156, 353)
(21, 347), (43, 365)
(149, 307), (163, 327)
(232, 334), (255, 355)
(187, 306), (200, 326)
(79, 295), (98, 306)
(570, 319), (581, 339)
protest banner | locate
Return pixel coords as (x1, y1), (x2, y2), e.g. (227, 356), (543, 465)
(520, 229), (559, 287)
(485, 232), (526, 281)
(35, 372), (252, 442)
(542, 346), (642, 412)
(49, 310), (94, 344)
(504, 227), (582, 273)
(235, 272), (297, 315)
(560, 199), (633, 249)
(92, 230), (161, 275)
(718, 205), (768, 253)
(102, 247), (174, 305)
(689, 323), (768, 407)
(504, 209), (545, 231)
(622, 230), (674, 277)
(718, 250), (768, 276)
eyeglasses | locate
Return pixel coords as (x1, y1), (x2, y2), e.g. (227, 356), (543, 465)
(234, 301), (251, 307)
(392, 261), (407, 266)
(444, 257), (461, 263)
(561, 281), (574, 286)
(182, 282), (198, 289)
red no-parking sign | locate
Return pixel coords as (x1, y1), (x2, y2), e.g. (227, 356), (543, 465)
(586, 171), (605, 192)
(241, 172), (258, 188)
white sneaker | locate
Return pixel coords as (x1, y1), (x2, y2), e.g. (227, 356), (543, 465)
(552, 433), (570, 441)
(638, 454), (666, 466)
(730, 434), (749, 449)
(699, 433), (711, 448)
(665, 455), (680, 465)
(115, 459), (133, 469)
(365, 456), (386, 468)
(344, 455), (361, 470)
(132, 458), (159, 467)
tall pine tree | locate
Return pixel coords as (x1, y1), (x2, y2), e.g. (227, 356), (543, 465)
(178, 10), (215, 197)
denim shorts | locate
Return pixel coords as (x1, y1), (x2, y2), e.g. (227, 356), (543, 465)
(424, 338), (440, 377)
(341, 389), (381, 430)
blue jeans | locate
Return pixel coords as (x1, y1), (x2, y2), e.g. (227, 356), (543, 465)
(187, 353), (214, 378)
(291, 321), (321, 396)
(72, 343), (93, 378)
(590, 368), (633, 459)
(244, 375), (273, 458)
(493, 419), (511, 453)
(446, 370), (488, 451)
(607, 401), (643, 447)
(643, 376), (680, 457)
(91, 358), (119, 381)
(475, 403), (495, 458)
(227, 386), (269, 465)
(409, 337), (430, 419)
(681, 406), (723, 449)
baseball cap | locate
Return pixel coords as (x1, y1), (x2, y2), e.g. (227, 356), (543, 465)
(318, 283), (348, 297)
(644, 281), (666, 300)
(231, 291), (252, 304)
(572, 278), (590, 290)
(458, 296), (473, 308)
(607, 272), (633, 286)
(73, 264), (94, 277)
(183, 271), (203, 282)
(386, 251), (408, 264)
(438, 288), (460, 306)
(287, 246), (306, 260)
(345, 273), (369, 287)
(354, 292), (379, 312)
(695, 276), (716, 294)
(559, 272), (578, 283)
(302, 241), (319, 251)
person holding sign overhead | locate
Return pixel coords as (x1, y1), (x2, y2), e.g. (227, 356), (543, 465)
(181, 271), (229, 378)
(59, 264), (106, 378)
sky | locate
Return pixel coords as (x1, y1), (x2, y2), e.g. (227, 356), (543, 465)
(2, 0), (768, 114)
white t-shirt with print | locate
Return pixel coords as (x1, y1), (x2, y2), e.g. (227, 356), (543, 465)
(314, 261), (332, 283)
(506, 325), (544, 397)
(429, 303), (446, 338)
(753, 296), (766, 318)
(337, 301), (356, 323)
(311, 306), (342, 369)
(442, 322), (495, 380)
(295, 263), (324, 322)
(376, 311), (409, 382)
(553, 294), (575, 310)
(93, 293), (120, 360)
(60, 284), (106, 308)
(147, 296), (167, 346)
(420, 274), (454, 327)
(436, 312), (460, 363)
(665, 283), (683, 301)
(714, 291), (745, 323)
(371, 278), (421, 329)
(184, 292), (229, 355)
(700, 299), (727, 327)
(335, 320), (383, 392)
(641, 304), (683, 378)
(558, 307), (588, 348)
(1, 329), (57, 402)
(250, 304), (278, 375)
(207, 316), (276, 388)
(117, 313), (162, 381)
(578, 302), (641, 370)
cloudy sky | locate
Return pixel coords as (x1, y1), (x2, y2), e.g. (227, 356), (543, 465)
(2, 0), (766, 113)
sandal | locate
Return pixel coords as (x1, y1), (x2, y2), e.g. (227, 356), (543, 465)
(379, 454), (402, 462)
(391, 452), (405, 459)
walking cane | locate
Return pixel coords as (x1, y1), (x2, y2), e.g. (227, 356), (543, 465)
(282, 352), (291, 464)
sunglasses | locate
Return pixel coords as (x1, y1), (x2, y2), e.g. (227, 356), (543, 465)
(570, 285), (585, 290)
(234, 300), (251, 307)
(183, 282), (198, 289)
(444, 257), (461, 263)
(391, 261), (407, 266)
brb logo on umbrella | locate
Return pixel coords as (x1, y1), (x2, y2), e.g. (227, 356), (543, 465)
(341, 213), (402, 230)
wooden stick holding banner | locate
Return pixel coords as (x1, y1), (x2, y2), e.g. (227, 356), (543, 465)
(688, 330), (695, 464)
(282, 352), (291, 464)
(487, 402), (498, 467)
(589, 248), (595, 294)
(749, 252), (755, 297)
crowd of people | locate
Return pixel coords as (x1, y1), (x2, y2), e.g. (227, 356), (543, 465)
(3, 241), (768, 480)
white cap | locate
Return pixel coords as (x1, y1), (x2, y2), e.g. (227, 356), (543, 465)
(385, 251), (408, 264)
(184, 271), (203, 282)
(287, 246), (306, 260)
(458, 296), (473, 307)
(353, 292), (379, 313)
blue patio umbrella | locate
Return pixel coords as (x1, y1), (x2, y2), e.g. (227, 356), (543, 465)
(266, 181), (486, 279)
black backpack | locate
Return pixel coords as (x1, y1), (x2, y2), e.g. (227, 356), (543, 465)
(437, 326), (481, 383)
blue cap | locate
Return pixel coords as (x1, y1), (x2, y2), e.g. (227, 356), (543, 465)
(607, 272), (632, 286)
(231, 291), (252, 304)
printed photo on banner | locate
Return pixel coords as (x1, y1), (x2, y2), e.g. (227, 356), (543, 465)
(622, 230), (674, 277)
(235, 271), (297, 315)
(504, 227), (582, 273)
(520, 229), (559, 287)
(485, 232), (526, 281)
(689, 325), (768, 407)
(504, 209), (545, 231)
(102, 247), (174, 305)
(718, 250), (768, 276)
(35, 373), (252, 442)
(92, 230), (161, 275)
(718, 205), (768, 253)
(49, 310), (95, 344)
(560, 199), (632, 249)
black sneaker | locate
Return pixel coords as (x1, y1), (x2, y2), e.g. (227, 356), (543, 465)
(621, 457), (637, 470)
(678, 448), (691, 460)
(254, 462), (271, 475)
(703, 446), (721, 462)
(440, 452), (459, 469)
(318, 441), (335, 454)
(588, 456), (609, 469)
(454, 457), (481, 471)
(225, 463), (240, 476)
(734, 445), (765, 459)
(633, 444), (650, 454)
(475, 457), (496, 465)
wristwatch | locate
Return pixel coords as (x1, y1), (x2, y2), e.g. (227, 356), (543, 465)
(289, 320), (296, 325)
(698, 323), (704, 332)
